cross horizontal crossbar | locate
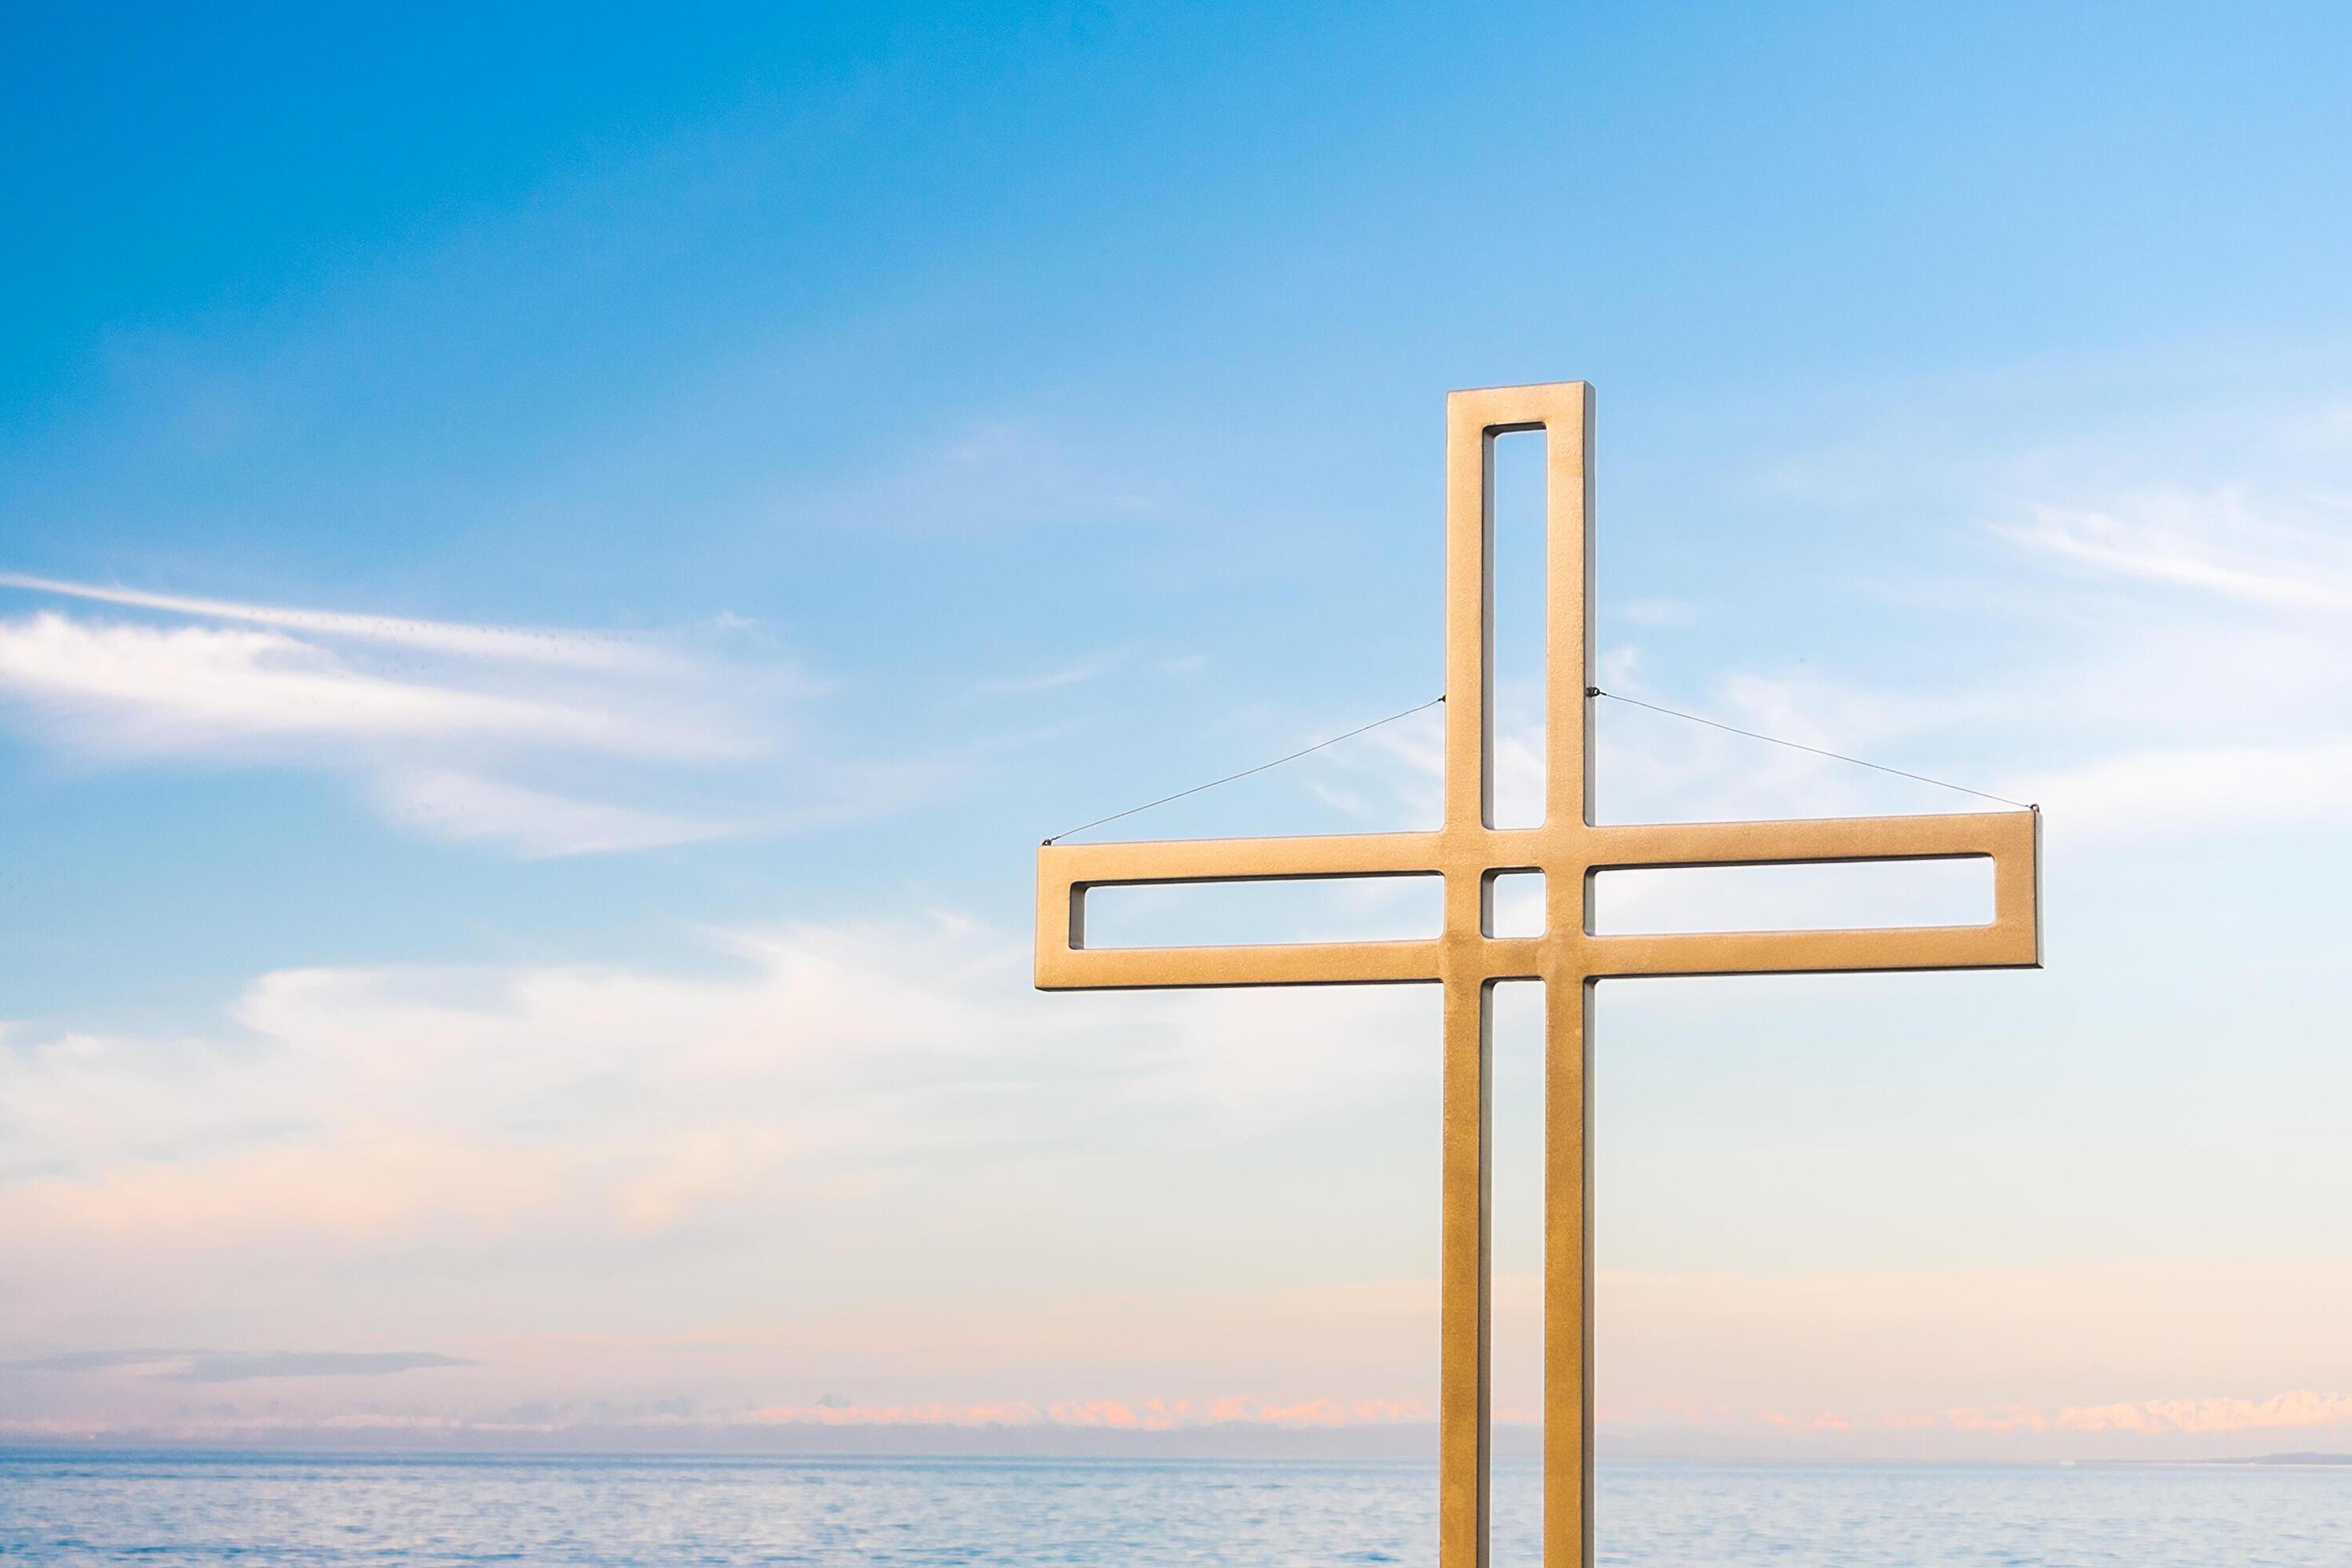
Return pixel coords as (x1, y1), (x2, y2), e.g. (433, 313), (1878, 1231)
(1038, 807), (2039, 988)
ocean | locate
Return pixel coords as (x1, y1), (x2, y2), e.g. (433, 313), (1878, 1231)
(2, 1451), (2347, 1566)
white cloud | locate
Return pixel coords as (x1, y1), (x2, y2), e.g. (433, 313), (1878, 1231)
(0, 914), (1428, 1250)
(1560, 461), (2352, 841)
(2030, 738), (2352, 842)
(0, 910), (1444, 1422)
(1574, 651), (2352, 847)
(1, 906), (2342, 1450)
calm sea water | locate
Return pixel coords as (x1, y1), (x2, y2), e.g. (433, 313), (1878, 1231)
(2, 1452), (2347, 1566)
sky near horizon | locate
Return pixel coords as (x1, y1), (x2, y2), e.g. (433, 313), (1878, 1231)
(4, 2), (2352, 1461)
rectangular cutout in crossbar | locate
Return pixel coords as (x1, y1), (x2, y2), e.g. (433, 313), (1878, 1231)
(1078, 874), (1442, 950)
(1590, 857), (1994, 934)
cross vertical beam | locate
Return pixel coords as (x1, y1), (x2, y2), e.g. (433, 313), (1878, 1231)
(1033, 382), (2039, 1566)
(1438, 381), (1598, 1567)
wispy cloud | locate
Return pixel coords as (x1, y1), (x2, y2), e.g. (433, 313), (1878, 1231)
(0, 572), (678, 673)
(0, 574), (858, 856)
(976, 648), (1130, 695)
(0, 613), (713, 758)
(805, 418), (1157, 534)
(1558, 452), (2352, 842)
(374, 769), (738, 858)
(1998, 489), (2352, 612)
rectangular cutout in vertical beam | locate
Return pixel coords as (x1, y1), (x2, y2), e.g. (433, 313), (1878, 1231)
(1487, 978), (1543, 1565)
(1487, 428), (1546, 829)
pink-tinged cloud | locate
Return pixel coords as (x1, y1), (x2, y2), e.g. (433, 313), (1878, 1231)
(1047, 1400), (1142, 1429)
(2054, 1390), (2352, 1434)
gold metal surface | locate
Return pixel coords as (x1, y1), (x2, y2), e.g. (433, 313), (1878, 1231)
(1032, 382), (2042, 1566)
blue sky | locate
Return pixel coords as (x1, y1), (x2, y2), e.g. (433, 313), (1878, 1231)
(5, 2), (2352, 1457)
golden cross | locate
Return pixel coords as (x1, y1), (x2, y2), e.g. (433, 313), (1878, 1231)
(1032, 381), (2040, 1566)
